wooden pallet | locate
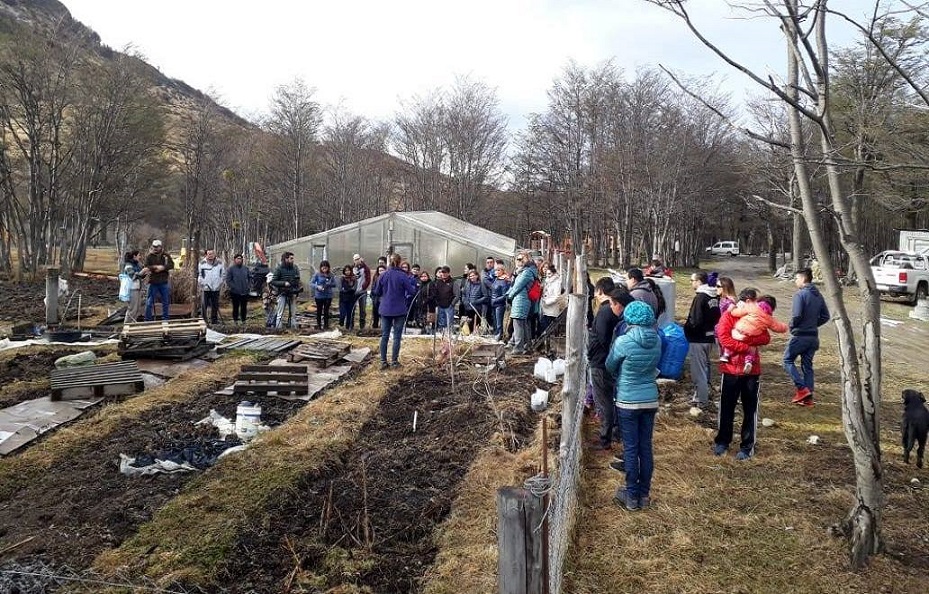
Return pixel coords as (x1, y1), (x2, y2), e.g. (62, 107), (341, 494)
(50, 361), (144, 401)
(216, 337), (302, 354)
(119, 319), (208, 359)
(233, 364), (309, 396)
(287, 339), (352, 367)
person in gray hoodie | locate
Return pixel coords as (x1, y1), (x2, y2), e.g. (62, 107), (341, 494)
(684, 271), (720, 407)
(225, 254), (250, 325)
(198, 249), (225, 325)
(784, 267), (830, 406)
(626, 267), (659, 317)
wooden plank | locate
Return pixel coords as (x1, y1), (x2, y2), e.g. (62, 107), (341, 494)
(240, 364), (308, 373)
(233, 381), (308, 395)
(237, 373), (308, 382)
(497, 487), (546, 594)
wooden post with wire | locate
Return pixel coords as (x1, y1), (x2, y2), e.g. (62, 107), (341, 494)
(497, 418), (551, 594)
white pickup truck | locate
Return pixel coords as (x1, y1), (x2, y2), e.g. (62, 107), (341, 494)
(870, 250), (929, 304)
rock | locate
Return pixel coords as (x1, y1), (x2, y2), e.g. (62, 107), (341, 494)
(761, 417), (776, 428)
(54, 350), (96, 369)
(689, 406), (703, 417)
(806, 435), (820, 445)
(911, 477), (921, 487)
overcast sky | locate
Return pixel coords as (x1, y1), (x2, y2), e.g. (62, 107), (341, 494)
(63, 0), (877, 128)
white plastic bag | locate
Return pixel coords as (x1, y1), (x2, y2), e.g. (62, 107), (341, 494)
(118, 272), (132, 302)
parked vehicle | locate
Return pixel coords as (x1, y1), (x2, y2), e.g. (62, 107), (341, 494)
(870, 250), (929, 304)
(705, 241), (740, 257)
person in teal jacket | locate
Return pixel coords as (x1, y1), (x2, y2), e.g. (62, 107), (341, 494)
(605, 300), (662, 511)
(505, 252), (538, 354)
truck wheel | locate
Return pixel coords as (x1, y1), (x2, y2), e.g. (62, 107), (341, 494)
(914, 282), (928, 305)
(728, 251), (735, 257)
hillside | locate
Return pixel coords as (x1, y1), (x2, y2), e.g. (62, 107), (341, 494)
(0, 0), (252, 133)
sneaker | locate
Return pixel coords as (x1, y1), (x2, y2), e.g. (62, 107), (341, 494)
(735, 450), (752, 461)
(614, 488), (641, 511)
(796, 397), (815, 407)
(791, 387), (812, 403)
(609, 460), (624, 472)
(743, 361), (753, 374)
(713, 443), (728, 456)
(390, 361), (401, 368)
(380, 361), (389, 370)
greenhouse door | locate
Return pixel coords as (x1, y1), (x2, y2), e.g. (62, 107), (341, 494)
(310, 244), (327, 267)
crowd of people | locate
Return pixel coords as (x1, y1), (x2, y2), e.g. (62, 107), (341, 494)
(585, 263), (830, 512)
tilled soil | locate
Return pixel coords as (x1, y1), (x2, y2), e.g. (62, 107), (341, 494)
(0, 378), (309, 577)
(0, 278), (119, 324)
(219, 367), (537, 594)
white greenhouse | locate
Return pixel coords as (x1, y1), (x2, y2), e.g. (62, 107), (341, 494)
(267, 211), (518, 274)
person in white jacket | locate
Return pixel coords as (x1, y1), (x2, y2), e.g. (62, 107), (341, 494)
(540, 263), (567, 334)
(198, 249), (225, 325)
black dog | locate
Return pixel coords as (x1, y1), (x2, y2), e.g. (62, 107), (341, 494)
(902, 389), (929, 468)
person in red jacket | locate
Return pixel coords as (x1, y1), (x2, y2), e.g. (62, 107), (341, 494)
(713, 289), (773, 461)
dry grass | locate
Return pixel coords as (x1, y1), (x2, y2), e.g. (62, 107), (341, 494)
(91, 339), (433, 590)
(564, 266), (929, 593)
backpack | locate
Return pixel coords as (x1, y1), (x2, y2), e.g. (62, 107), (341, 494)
(118, 272), (132, 302)
(657, 323), (688, 380)
(527, 277), (542, 302)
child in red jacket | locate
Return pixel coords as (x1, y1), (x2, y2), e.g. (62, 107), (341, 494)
(720, 298), (788, 372)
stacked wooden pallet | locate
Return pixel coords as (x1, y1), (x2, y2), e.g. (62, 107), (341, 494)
(119, 319), (208, 360)
(287, 339), (352, 367)
(233, 364), (309, 396)
(50, 361), (144, 400)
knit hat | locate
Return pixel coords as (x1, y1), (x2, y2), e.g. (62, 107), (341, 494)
(623, 300), (656, 327)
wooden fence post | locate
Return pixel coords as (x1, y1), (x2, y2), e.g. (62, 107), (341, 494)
(559, 294), (586, 455)
(46, 267), (59, 326)
(498, 486), (546, 594)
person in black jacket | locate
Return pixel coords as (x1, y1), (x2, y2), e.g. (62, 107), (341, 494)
(684, 271), (721, 407)
(226, 254), (250, 326)
(586, 276), (618, 452)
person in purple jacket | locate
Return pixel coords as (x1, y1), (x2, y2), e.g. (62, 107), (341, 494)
(372, 253), (418, 369)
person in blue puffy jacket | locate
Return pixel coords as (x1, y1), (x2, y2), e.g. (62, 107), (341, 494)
(310, 260), (337, 330)
(606, 300), (662, 512)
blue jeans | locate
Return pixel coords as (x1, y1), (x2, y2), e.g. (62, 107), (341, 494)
(618, 407), (657, 500)
(493, 305), (506, 338)
(380, 315), (405, 363)
(145, 283), (170, 321)
(339, 294), (356, 329)
(436, 306), (455, 332)
(783, 335), (819, 392)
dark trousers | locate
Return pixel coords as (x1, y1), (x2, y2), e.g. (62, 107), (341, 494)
(591, 367), (618, 446)
(315, 298), (332, 329)
(230, 293), (248, 322)
(356, 293), (368, 328)
(339, 294), (357, 328)
(715, 374), (760, 455)
(202, 290), (220, 324)
(372, 299), (381, 327)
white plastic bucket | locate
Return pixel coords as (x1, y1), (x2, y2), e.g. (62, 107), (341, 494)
(544, 367), (558, 383)
(531, 388), (549, 411)
(533, 357), (553, 380)
(552, 358), (566, 376)
(235, 401), (262, 441)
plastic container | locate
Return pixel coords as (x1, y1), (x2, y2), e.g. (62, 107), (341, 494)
(552, 358), (566, 376)
(533, 357), (553, 380)
(531, 388), (549, 412)
(544, 367), (558, 383)
(235, 401), (262, 441)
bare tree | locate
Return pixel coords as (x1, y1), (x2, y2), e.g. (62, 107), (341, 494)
(266, 78), (321, 238)
(648, 0), (890, 567)
(393, 91), (447, 211)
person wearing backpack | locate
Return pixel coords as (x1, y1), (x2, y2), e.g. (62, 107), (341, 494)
(505, 251), (538, 355)
(684, 271), (721, 408)
(626, 268), (659, 317)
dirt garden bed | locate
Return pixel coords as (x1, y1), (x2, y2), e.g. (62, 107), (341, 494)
(213, 368), (537, 593)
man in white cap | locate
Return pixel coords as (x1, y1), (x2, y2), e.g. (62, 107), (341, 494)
(144, 239), (175, 321)
(352, 253), (372, 329)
